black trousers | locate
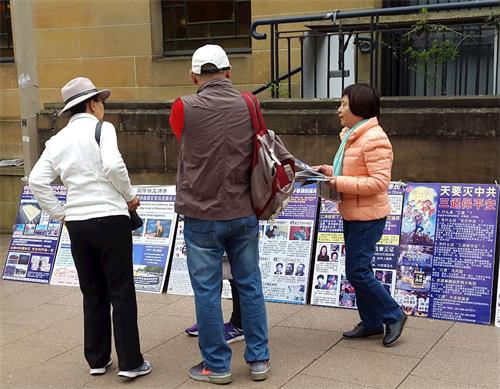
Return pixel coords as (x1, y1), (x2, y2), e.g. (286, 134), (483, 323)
(66, 215), (143, 371)
(227, 279), (242, 328)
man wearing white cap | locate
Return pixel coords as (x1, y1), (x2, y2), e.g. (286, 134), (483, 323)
(169, 45), (271, 384)
(29, 77), (151, 379)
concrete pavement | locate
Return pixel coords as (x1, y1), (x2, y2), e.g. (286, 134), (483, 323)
(0, 234), (499, 388)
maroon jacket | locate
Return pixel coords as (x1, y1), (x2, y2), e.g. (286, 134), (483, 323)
(169, 77), (255, 220)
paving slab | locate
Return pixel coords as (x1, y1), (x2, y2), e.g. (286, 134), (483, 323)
(411, 344), (499, 388)
(1, 302), (81, 329)
(218, 326), (343, 388)
(282, 373), (378, 389)
(0, 338), (71, 381)
(2, 361), (96, 389)
(279, 304), (360, 332)
(433, 322), (500, 355)
(0, 321), (41, 346)
(137, 313), (194, 341)
(399, 374), (488, 389)
(303, 345), (420, 389)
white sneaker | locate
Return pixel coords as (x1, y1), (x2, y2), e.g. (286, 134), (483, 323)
(90, 359), (112, 375)
(117, 360), (152, 378)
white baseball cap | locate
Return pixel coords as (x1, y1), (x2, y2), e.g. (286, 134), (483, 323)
(191, 44), (231, 75)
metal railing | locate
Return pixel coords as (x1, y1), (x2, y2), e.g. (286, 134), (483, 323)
(250, 0), (500, 98)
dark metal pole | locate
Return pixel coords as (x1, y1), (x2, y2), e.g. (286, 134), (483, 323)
(327, 34), (331, 98)
(275, 25), (280, 98)
(300, 36), (304, 98)
(270, 24), (275, 98)
(287, 37), (291, 98)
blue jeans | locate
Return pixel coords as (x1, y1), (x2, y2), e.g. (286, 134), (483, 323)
(343, 218), (402, 329)
(184, 215), (270, 372)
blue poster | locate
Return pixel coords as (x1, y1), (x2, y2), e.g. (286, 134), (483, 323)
(131, 186), (177, 293)
(3, 185), (66, 284)
(396, 183), (499, 324)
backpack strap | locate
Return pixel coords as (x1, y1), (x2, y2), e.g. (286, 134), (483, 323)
(241, 92), (267, 132)
(95, 121), (103, 146)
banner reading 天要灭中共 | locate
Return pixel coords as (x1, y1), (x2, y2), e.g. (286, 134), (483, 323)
(396, 183), (498, 324)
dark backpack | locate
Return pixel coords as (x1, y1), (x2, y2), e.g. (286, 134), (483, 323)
(241, 92), (296, 220)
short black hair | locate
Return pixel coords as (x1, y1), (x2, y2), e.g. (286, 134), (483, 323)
(67, 96), (99, 116)
(200, 63), (230, 74)
(341, 83), (380, 119)
(317, 275), (324, 280)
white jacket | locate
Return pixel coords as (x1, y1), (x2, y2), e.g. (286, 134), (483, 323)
(28, 113), (135, 221)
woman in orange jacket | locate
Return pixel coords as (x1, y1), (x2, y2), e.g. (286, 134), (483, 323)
(317, 83), (406, 347)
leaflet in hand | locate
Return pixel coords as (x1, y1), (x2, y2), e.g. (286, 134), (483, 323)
(294, 159), (331, 182)
(294, 158), (341, 202)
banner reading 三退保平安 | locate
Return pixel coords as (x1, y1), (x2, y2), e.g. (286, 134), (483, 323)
(395, 183), (498, 324)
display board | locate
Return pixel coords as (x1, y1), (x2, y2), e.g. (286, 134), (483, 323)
(130, 186), (177, 293)
(168, 184), (319, 304)
(496, 264), (500, 327)
(3, 185), (66, 284)
(310, 182), (405, 308)
(258, 183), (318, 303)
(51, 186), (177, 294)
(396, 183), (499, 324)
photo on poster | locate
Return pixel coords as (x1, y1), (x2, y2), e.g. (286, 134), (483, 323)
(284, 262), (294, 275)
(17, 203), (42, 225)
(288, 226), (311, 241)
(294, 263), (306, 276)
(396, 264), (432, 292)
(47, 223), (61, 237)
(398, 244), (433, 267)
(315, 243), (342, 262)
(314, 274), (327, 289)
(395, 289), (429, 317)
(144, 218), (172, 238)
(401, 185), (437, 246)
(339, 276), (356, 308)
(264, 224), (289, 239)
(325, 274), (338, 290)
(273, 261), (285, 275)
(374, 269), (396, 295)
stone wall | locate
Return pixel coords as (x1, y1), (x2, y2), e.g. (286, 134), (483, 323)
(37, 96), (499, 186)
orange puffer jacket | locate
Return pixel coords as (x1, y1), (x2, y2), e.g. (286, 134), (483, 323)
(336, 117), (393, 221)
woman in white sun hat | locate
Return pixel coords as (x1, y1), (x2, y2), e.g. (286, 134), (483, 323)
(28, 77), (151, 379)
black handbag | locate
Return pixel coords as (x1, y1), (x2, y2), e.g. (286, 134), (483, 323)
(129, 210), (143, 231)
(95, 122), (143, 231)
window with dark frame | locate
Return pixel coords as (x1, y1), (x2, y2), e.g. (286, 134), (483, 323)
(161, 0), (251, 57)
(0, 0), (14, 62)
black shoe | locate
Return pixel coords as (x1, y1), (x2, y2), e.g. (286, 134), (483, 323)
(343, 322), (384, 339)
(383, 312), (407, 347)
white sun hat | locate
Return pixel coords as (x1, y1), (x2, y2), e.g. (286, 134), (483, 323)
(59, 77), (111, 116)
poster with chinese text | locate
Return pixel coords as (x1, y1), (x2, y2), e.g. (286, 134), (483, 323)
(396, 183), (498, 324)
(3, 185), (66, 284)
(167, 184), (319, 305)
(310, 182), (405, 308)
(131, 186), (177, 293)
(258, 183), (319, 304)
(51, 186), (177, 294)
